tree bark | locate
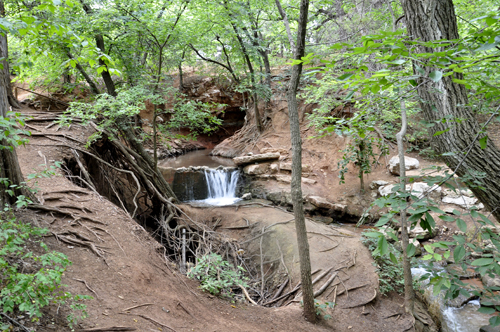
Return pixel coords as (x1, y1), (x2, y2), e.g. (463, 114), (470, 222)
(0, 0), (19, 108)
(397, 100), (414, 314)
(286, 0), (315, 323)
(401, 0), (500, 222)
(95, 34), (117, 97)
(275, 0), (295, 50)
(0, 28), (33, 208)
(67, 51), (101, 95)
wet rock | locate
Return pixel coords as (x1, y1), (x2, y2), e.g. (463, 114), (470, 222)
(172, 171), (208, 201)
(389, 156), (420, 175)
(481, 325), (500, 332)
(243, 163), (270, 175)
(482, 273), (500, 288)
(446, 292), (478, 308)
(233, 153), (280, 166)
(241, 193), (252, 200)
(446, 264), (479, 279)
(369, 180), (389, 190)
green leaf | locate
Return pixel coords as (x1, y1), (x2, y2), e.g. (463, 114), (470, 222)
(478, 307), (496, 314)
(389, 252), (398, 264)
(407, 243), (416, 257)
(429, 70), (443, 82)
(434, 129), (450, 136)
(454, 246), (466, 262)
(378, 236), (388, 256)
(471, 258), (494, 266)
(337, 73), (354, 81)
(479, 136), (488, 150)
(456, 218), (467, 232)
(490, 315), (500, 327)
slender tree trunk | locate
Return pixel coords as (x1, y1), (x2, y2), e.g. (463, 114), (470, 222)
(0, 29), (33, 208)
(67, 51), (101, 95)
(397, 100), (414, 314)
(275, 0), (295, 50)
(401, 0), (500, 222)
(286, 0), (315, 323)
(95, 34), (117, 97)
(0, 1), (18, 108)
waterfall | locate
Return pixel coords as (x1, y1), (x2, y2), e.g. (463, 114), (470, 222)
(201, 169), (241, 206)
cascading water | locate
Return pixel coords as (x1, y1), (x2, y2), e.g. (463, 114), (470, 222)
(201, 169), (241, 206)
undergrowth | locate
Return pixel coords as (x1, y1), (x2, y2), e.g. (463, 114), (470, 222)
(0, 210), (90, 330)
(361, 233), (405, 295)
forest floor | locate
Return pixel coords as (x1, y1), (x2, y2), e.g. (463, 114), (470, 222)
(9, 104), (419, 332)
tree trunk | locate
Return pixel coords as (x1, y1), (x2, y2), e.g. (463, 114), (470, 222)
(286, 0), (315, 323)
(0, 29), (33, 208)
(95, 34), (117, 97)
(275, 0), (295, 50)
(67, 51), (101, 95)
(0, 1), (19, 108)
(401, 0), (500, 222)
(397, 100), (414, 314)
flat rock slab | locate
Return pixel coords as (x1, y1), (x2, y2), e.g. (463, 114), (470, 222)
(233, 153), (280, 166)
(388, 156), (420, 175)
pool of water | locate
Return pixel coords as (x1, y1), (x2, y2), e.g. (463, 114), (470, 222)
(159, 149), (235, 168)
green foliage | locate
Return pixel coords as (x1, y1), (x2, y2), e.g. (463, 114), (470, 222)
(0, 212), (90, 328)
(361, 233), (405, 295)
(187, 253), (248, 298)
(0, 112), (31, 150)
(313, 299), (335, 320)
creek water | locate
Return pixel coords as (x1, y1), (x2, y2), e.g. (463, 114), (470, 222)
(159, 149), (235, 168)
(411, 266), (491, 332)
(161, 149), (241, 206)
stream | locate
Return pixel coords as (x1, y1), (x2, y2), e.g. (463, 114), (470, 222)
(160, 149), (242, 206)
(412, 266), (491, 332)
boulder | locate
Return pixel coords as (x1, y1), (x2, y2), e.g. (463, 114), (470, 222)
(379, 184), (397, 197)
(482, 273), (500, 288)
(409, 226), (438, 240)
(443, 188), (474, 198)
(408, 182), (442, 200)
(233, 153), (280, 166)
(442, 195), (484, 209)
(388, 156), (420, 175)
(241, 193), (252, 200)
(369, 180), (389, 190)
(243, 163), (270, 175)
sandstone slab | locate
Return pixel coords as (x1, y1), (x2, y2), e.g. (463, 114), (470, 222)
(233, 153), (280, 166)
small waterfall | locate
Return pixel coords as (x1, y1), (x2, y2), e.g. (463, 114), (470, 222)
(201, 169), (241, 206)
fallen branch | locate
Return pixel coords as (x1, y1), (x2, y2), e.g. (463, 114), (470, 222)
(72, 278), (100, 299)
(239, 284), (259, 306)
(122, 303), (154, 312)
(314, 272), (338, 298)
(0, 313), (30, 332)
(16, 86), (69, 106)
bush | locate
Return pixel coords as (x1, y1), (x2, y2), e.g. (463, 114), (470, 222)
(187, 253), (248, 298)
(0, 212), (90, 329)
